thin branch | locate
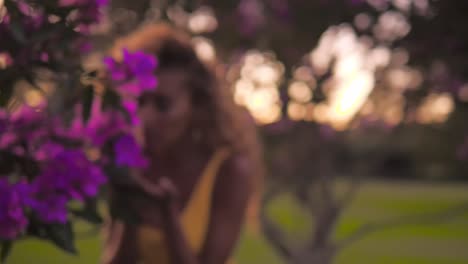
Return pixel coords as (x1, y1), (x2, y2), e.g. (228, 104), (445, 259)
(307, 204), (340, 250)
(260, 188), (294, 260)
(337, 202), (468, 250)
(318, 170), (334, 206)
(338, 175), (361, 209)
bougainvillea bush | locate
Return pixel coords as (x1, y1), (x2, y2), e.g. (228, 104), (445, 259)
(0, 0), (156, 261)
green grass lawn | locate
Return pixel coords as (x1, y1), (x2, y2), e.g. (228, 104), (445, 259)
(7, 180), (468, 264)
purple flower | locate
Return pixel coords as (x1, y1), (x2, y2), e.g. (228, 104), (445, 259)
(42, 150), (106, 199)
(0, 104), (48, 149)
(27, 150), (107, 223)
(86, 110), (128, 146)
(26, 189), (69, 224)
(10, 104), (48, 139)
(17, 1), (45, 32)
(123, 49), (158, 78)
(114, 134), (148, 168)
(33, 141), (65, 161)
(0, 132), (17, 149)
(104, 49), (158, 96)
(122, 99), (140, 126)
(10, 104), (45, 127)
(0, 179), (28, 239)
(103, 57), (127, 81)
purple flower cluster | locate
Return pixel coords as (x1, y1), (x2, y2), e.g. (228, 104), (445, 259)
(102, 49), (159, 167)
(0, 48), (157, 239)
(0, 104), (47, 153)
(0, 107), (108, 232)
(104, 49), (158, 97)
(85, 110), (129, 146)
(26, 150), (106, 223)
(114, 134), (148, 168)
(0, 0), (108, 67)
(0, 180), (28, 239)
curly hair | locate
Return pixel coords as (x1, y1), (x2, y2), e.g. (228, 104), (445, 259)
(111, 23), (263, 230)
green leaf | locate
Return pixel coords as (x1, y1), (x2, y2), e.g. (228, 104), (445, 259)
(30, 24), (63, 44)
(101, 89), (131, 122)
(45, 222), (77, 255)
(23, 73), (40, 90)
(70, 199), (103, 224)
(1, 241), (13, 264)
(104, 165), (131, 186)
(0, 74), (15, 107)
(27, 220), (77, 255)
(102, 88), (121, 110)
(104, 165), (141, 225)
(82, 85), (94, 123)
(9, 20), (27, 44)
(108, 195), (141, 226)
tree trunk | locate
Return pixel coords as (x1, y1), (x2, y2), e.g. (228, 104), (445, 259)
(291, 246), (336, 264)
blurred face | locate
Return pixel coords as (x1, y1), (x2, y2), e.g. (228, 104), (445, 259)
(137, 69), (193, 155)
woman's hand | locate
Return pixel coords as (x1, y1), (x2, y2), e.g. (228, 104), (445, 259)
(126, 172), (179, 208)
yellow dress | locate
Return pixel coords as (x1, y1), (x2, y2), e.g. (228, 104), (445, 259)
(137, 148), (234, 264)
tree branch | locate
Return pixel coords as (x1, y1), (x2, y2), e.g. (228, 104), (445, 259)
(259, 188), (294, 260)
(338, 175), (361, 209)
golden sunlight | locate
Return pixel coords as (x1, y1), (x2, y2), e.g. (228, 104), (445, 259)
(193, 37), (216, 62)
(328, 71), (375, 130)
(24, 89), (44, 107)
(416, 93), (454, 124)
(233, 50), (284, 125)
(288, 81), (312, 103)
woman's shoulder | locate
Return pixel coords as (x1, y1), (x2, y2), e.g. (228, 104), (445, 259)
(215, 151), (253, 192)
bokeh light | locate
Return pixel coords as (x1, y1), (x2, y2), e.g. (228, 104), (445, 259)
(288, 81), (312, 103)
(188, 6), (218, 33)
(232, 50), (284, 124)
(192, 37), (216, 62)
(416, 93), (455, 124)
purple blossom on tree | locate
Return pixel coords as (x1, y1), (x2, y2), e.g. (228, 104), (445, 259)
(0, 0), (156, 258)
(24, 188), (69, 224)
(104, 49), (158, 96)
(26, 150), (107, 223)
(85, 110), (129, 147)
(0, 104), (47, 150)
(0, 179), (28, 239)
(37, 150), (107, 201)
(122, 99), (139, 125)
(33, 141), (65, 162)
(114, 134), (148, 168)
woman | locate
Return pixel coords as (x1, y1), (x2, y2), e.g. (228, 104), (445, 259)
(102, 23), (263, 264)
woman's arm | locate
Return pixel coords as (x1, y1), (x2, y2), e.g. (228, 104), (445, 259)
(112, 155), (252, 264)
(160, 199), (198, 264)
(161, 156), (252, 264)
(101, 218), (139, 264)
